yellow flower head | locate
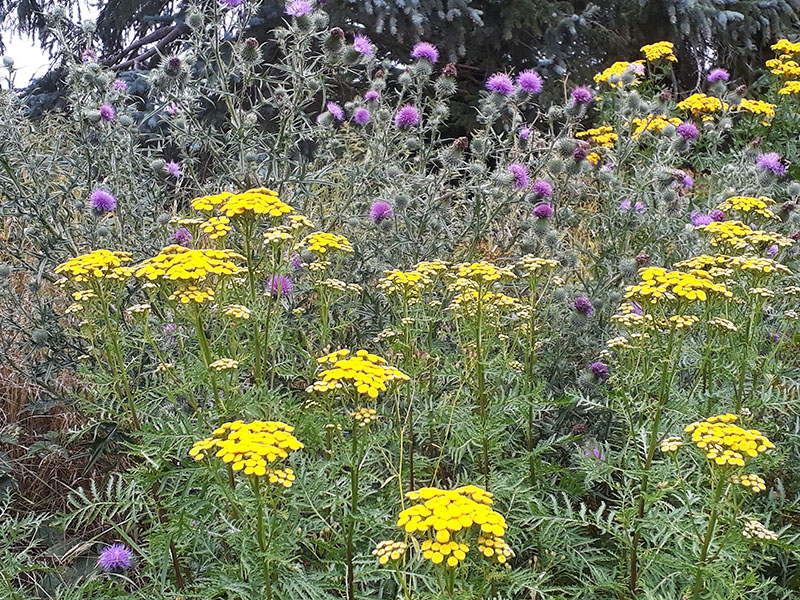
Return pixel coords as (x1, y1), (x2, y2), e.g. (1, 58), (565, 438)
(191, 192), (234, 212)
(575, 126), (618, 147)
(716, 196), (777, 220)
(378, 269), (434, 299)
(396, 486), (512, 567)
(660, 436), (683, 453)
(200, 216), (232, 239)
(350, 407), (379, 427)
(454, 261), (516, 284)
(168, 286), (215, 304)
(738, 99), (776, 123)
(778, 80), (800, 95)
(677, 93), (729, 117)
(372, 541), (407, 565)
(307, 349), (410, 398)
(624, 267), (732, 303)
(224, 304), (251, 319)
(55, 250), (134, 283)
(696, 220), (794, 251)
(209, 358), (239, 371)
(298, 231), (354, 255)
(743, 520), (778, 542)
(135, 245), (245, 281)
(219, 188), (294, 219)
(593, 61), (645, 87)
(684, 414), (775, 467)
(631, 115), (682, 138)
(517, 255), (559, 275)
(730, 473), (766, 493)
(640, 41), (677, 62)
(266, 467), (296, 488)
(766, 58), (800, 78)
(189, 420), (303, 477)
(772, 39), (800, 56)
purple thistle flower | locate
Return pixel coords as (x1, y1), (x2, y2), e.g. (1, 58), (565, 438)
(288, 251), (303, 271)
(619, 200), (647, 214)
(583, 445), (606, 461)
(676, 121), (699, 141)
(221, 0), (246, 6)
(81, 49), (97, 63)
(756, 152), (787, 176)
(508, 162), (529, 189)
(681, 173), (694, 189)
(590, 361), (610, 381)
(97, 544), (133, 571)
(353, 107), (370, 125)
(572, 147), (587, 163)
(519, 126), (531, 140)
(486, 73), (515, 96)
(326, 101), (344, 121)
(767, 244), (778, 258)
(353, 34), (374, 56)
(89, 188), (117, 213)
(172, 227), (192, 246)
(394, 104), (420, 129)
(285, 0), (313, 16)
(166, 161), (182, 178)
(691, 211), (713, 227)
(517, 69), (543, 94)
(364, 89), (379, 101)
(571, 86), (593, 105)
(410, 42), (439, 64)
(573, 296), (594, 317)
(707, 68), (730, 83)
(710, 209), (726, 222)
(267, 274), (292, 297)
(532, 179), (553, 199)
(532, 203), (553, 219)
(99, 104), (115, 122)
(165, 102), (180, 116)
(369, 200), (393, 223)
(112, 79), (128, 91)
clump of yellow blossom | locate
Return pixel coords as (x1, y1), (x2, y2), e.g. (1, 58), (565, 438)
(716, 196), (777, 220)
(136, 245), (244, 281)
(677, 93), (729, 118)
(660, 436), (683, 453)
(738, 99), (776, 125)
(224, 304), (251, 320)
(631, 115), (682, 138)
(189, 420), (303, 477)
(298, 231), (354, 255)
(593, 61), (645, 87)
(640, 41), (677, 62)
(209, 358), (238, 371)
(766, 58), (800, 78)
(396, 485), (511, 567)
(454, 261), (516, 284)
(778, 80), (800, 95)
(665, 314), (699, 330)
(730, 473), (766, 493)
(191, 192), (233, 212)
(372, 541), (407, 565)
(350, 407), (379, 427)
(201, 216), (232, 239)
(625, 267), (732, 303)
(708, 317), (738, 333)
(743, 520), (778, 542)
(517, 256), (559, 275)
(575, 126), (617, 148)
(219, 188), (293, 219)
(55, 250), (134, 282)
(168, 286), (215, 304)
(684, 414), (775, 467)
(266, 467), (296, 488)
(414, 260), (449, 276)
(772, 39), (800, 56)
(307, 349), (410, 398)
(696, 221), (794, 251)
(675, 253), (791, 277)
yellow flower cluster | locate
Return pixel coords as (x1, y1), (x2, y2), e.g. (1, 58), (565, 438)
(575, 126), (618, 148)
(708, 317), (738, 333)
(624, 267), (732, 303)
(743, 520), (778, 542)
(677, 93), (729, 117)
(191, 192), (233, 212)
(665, 314), (699, 329)
(136, 245), (244, 281)
(378, 269), (434, 299)
(373, 541), (407, 565)
(738, 99), (776, 125)
(264, 227), (293, 244)
(766, 58), (800, 78)
(631, 115), (682, 138)
(748, 287), (774, 298)
(266, 467), (295, 488)
(396, 486), (510, 567)
(640, 41), (677, 62)
(587, 152), (601, 166)
(307, 349), (410, 398)
(224, 304), (251, 319)
(55, 250), (134, 282)
(772, 39), (800, 55)
(201, 216), (232, 239)
(660, 436), (683, 453)
(189, 420), (303, 476)
(606, 336), (633, 350)
(73, 289), (97, 301)
(684, 414), (775, 467)
(219, 188), (293, 219)
(716, 196), (776, 220)
(778, 80), (800, 95)
(209, 358), (238, 371)
(730, 473), (766, 493)
(448, 287), (520, 317)
(350, 407), (379, 427)
(415, 260), (449, 276)
(696, 221), (794, 251)
(676, 253), (790, 276)
(517, 256), (559, 275)
(168, 286), (215, 304)
(288, 215), (314, 230)
(593, 61), (645, 87)
(299, 231), (354, 255)
(455, 261), (516, 284)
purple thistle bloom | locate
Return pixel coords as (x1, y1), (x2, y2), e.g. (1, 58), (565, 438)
(369, 200), (393, 223)
(532, 203), (553, 219)
(166, 161), (182, 178)
(532, 179), (553, 199)
(486, 73), (515, 96)
(676, 121), (699, 141)
(221, 0), (246, 6)
(571, 86), (593, 105)
(81, 49), (97, 63)
(267, 274), (292, 297)
(326, 101), (344, 121)
(519, 126), (531, 140)
(710, 209), (725, 222)
(394, 104), (420, 129)
(410, 42), (439, 64)
(756, 152), (787, 176)
(508, 162), (529, 189)
(681, 173), (694, 188)
(572, 147), (587, 163)
(165, 102), (180, 116)
(353, 34), (374, 56)
(517, 69), (543, 94)
(97, 544), (133, 571)
(364, 89), (379, 101)
(89, 188), (117, 213)
(590, 361), (610, 381)
(574, 296), (594, 317)
(172, 227), (192, 246)
(619, 200), (647, 214)
(99, 104), (115, 122)
(767, 244), (778, 258)
(285, 0), (313, 16)
(691, 211), (713, 227)
(112, 79), (128, 91)
(707, 68), (730, 83)
(353, 107), (370, 125)
(288, 251), (303, 271)
(583, 445), (606, 461)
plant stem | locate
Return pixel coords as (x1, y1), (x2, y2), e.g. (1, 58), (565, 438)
(691, 473), (726, 600)
(253, 477), (273, 600)
(346, 425), (360, 600)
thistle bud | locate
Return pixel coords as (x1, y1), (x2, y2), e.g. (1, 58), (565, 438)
(186, 11), (204, 30)
(452, 136), (469, 151)
(443, 63), (457, 78)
